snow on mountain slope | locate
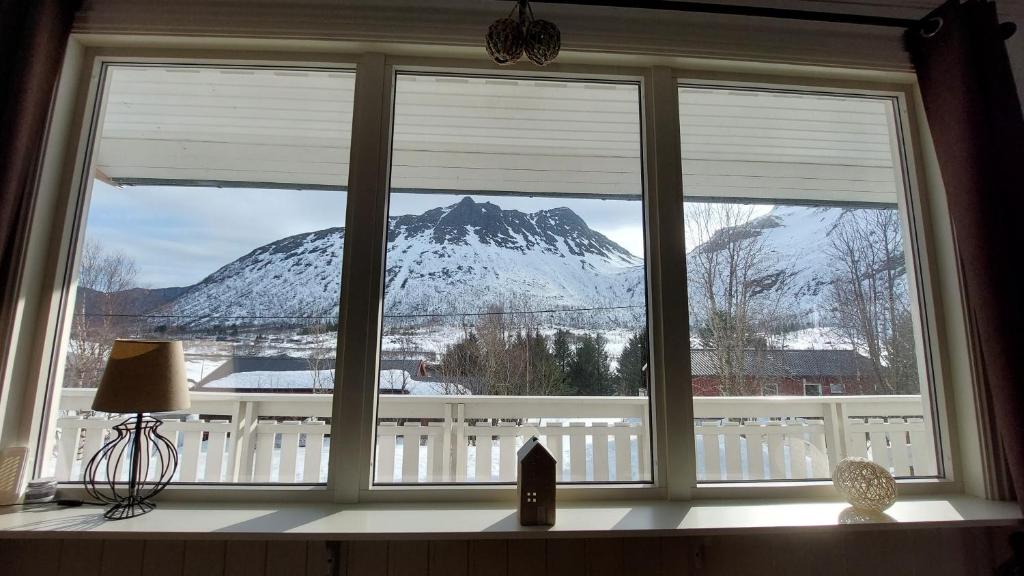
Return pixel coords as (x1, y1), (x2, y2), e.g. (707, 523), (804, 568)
(160, 227), (345, 327)
(383, 197), (645, 322)
(688, 204), (906, 323)
(160, 197), (645, 329)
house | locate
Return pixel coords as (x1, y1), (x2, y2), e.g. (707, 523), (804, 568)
(690, 348), (878, 396)
(194, 355), (433, 392)
(517, 436), (556, 526)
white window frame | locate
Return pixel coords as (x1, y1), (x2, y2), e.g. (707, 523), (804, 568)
(0, 36), (983, 505)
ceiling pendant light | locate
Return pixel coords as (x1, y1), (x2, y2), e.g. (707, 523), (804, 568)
(486, 0), (561, 67)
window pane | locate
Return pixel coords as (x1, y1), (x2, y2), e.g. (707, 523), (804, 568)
(680, 86), (938, 481)
(375, 74), (651, 484)
(43, 65), (355, 484)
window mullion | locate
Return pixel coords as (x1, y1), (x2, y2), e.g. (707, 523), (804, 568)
(331, 53), (393, 503)
(644, 67), (695, 499)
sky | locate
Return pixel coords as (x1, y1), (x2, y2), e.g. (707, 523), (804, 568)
(84, 182), (654, 288)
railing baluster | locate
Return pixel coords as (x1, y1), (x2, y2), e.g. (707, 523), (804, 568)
(178, 427), (203, 482)
(868, 417), (892, 472)
(889, 417), (912, 476)
(303, 424), (325, 483)
(498, 423), (516, 482)
(569, 422), (587, 481)
(745, 420), (765, 480)
(612, 422), (630, 482)
(454, 404), (467, 482)
(722, 421), (742, 480)
(253, 425), (276, 483)
(765, 421), (786, 479)
(278, 421), (301, 483)
(788, 427), (808, 480)
(474, 424), (493, 482)
(547, 425), (564, 482)
(703, 421), (722, 481)
(55, 417), (83, 482)
(377, 422), (397, 483)
(204, 421), (229, 482)
(907, 417), (934, 476)
(591, 422), (609, 481)
(401, 423), (421, 483)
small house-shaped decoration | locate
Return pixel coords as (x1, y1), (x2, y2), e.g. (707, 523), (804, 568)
(517, 436), (556, 526)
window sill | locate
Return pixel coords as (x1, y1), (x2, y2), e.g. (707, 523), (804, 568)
(0, 495), (1018, 540)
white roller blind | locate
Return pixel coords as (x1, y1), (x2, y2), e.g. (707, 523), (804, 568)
(94, 66), (355, 188)
(389, 74), (643, 197)
(679, 87), (901, 204)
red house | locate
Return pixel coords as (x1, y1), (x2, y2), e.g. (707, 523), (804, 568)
(690, 348), (877, 397)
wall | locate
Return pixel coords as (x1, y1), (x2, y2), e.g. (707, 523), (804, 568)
(0, 527), (1016, 575)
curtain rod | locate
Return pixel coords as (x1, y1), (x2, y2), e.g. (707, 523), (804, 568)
(528, 0), (919, 28)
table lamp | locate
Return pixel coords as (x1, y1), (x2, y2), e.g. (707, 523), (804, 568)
(83, 339), (189, 519)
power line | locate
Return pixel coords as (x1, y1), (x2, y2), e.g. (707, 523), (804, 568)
(75, 304), (645, 322)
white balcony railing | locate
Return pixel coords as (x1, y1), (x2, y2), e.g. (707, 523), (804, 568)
(51, 389), (935, 484)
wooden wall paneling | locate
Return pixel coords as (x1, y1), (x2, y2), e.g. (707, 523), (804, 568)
(429, 540), (468, 576)
(387, 541), (429, 576)
(621, 537), (662, 576)
(57, 539), (101, 576)
(467, 540), (508, 576)
(140, 540), (184, 576)
(182, 540), (226, 576)
(701, 534), (779, 576)
(583, 538), (623, 576)
(659, 537), (694, 575)
(223, 541), (266, 576)
(265, 540), (307, 576)
(507, 540), (546, 576)
(306, 541), (335, 576)
(99, 539), (145, 576)
(1, 539), (62, 576)
(545, 539), (585, 576)
(347, 541), (387, 576)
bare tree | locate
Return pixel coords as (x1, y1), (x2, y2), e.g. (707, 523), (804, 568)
(685, 203), (794, 396)
(64, 240), (139, 388)
(825, 209), (918, 394)
(304, 304), (337, 394)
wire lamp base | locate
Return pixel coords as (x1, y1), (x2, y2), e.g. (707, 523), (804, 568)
(83, 414), (178, 520)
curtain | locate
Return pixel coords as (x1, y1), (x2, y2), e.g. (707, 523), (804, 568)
(908, 0), (1024, 509)
(0, 0), (80, 380)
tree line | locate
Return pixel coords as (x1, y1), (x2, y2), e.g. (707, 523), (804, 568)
(436, 305), (649, 397)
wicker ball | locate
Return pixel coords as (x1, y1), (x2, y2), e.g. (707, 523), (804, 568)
(486, 17), (525, 65)
(833, 457), (897, 511)
(525, 19), (561, 66)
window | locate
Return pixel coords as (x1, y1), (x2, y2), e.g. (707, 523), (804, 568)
(41, 65), (355, 484)
(22, 53), (959, 500)
(373, 73), (651, 484)
(681, 86), (939, 482)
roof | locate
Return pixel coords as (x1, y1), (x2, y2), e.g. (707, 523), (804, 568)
(517, 437), (556, 463)
(689, 349), (874, 379)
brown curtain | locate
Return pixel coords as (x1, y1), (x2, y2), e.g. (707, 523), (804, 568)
(0, 0), (80, 382)
(908, 0), (1024, 509)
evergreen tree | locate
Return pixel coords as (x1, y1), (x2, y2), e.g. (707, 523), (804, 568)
(567, 333), (613, 396)
(615, 329), (649, 396)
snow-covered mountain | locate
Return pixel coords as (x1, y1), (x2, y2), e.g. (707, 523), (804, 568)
(688, 204), (906, 324)
(158, 197), (645, 328)
(153, 198), (903, 331)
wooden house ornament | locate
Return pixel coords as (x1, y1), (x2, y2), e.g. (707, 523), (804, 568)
(517, 436), (556, 526)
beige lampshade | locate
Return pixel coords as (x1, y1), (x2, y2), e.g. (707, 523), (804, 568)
(92, 340), (190, 413)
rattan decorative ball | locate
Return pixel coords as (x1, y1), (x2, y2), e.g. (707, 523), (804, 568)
(833, 457), (897, 511)
(525, 19), (561, 66)
(486, 17), (525, 65)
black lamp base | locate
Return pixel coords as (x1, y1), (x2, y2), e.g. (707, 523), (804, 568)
(83, 413), (178, 520)
(103, 496), (156, 520)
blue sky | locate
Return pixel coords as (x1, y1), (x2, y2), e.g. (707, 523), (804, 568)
(84, 182), (649, 287)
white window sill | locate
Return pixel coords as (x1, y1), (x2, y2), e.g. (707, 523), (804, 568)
(0, 496), (1019, 540)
